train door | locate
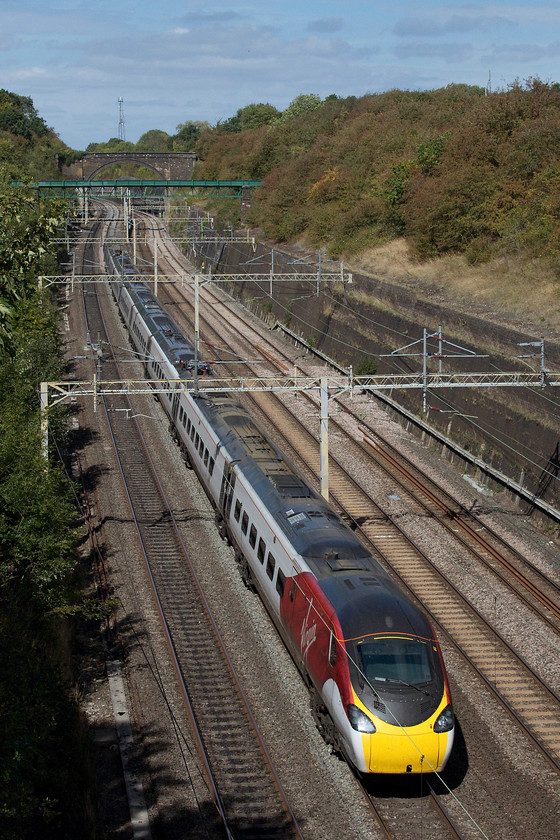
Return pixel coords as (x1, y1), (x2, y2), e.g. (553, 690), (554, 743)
(217, 460), (236, 541)
(171, 390), (180, 423)
(219, 461), (237, 519)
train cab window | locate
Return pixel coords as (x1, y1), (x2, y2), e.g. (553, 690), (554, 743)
(257, 538), (266, 564)
(241, 512), (249, 535)
(329, 633), (338, 667)
(249, 524), (257, 549)
(203, 449), (209, 467)
(276, 568), (285, 598)
(234, 500), (242, 522)
(209, 457), (214, 476)
(266, 553), (276, 581)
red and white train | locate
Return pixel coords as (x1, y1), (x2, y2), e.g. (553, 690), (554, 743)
(107, 249), (455, 776)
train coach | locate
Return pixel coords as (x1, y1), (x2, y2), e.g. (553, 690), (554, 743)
(106, 248), (455, 776)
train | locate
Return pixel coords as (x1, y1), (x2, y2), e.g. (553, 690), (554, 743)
(105, 247), (455, 776)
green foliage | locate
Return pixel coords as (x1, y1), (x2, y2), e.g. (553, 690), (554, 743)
(0, 175), (65, 350)
(85, 138), (135, 153)
(355, 355), (378, 376)
(135, 129), (171, 152)
(0, 610), (85, 840)
(221, 103), (280, 132)
(0, 302), (83, 840)
(272, 93), (323, 125)
(383, 161), (414, 207)
(416, 131), (450, 174)
(0, 90), (49, 139)
(0, 91), (71, 180)
(173, 120), (210, 151)
(0, 170), (87, 837)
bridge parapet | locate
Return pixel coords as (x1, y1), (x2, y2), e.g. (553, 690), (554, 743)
(59, 151), (197, 180)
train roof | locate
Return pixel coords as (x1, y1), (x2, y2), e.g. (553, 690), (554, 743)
(320, 573), (434, 642)
(199, 396), (389, 550)
(195, 392), (433, 638)
(123, 280), (197, 370)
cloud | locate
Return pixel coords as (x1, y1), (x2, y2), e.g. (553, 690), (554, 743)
(393, 17), (442, 38)
(8, 66), (48, 80)
(393, 14), (517, 38)
(393, 41), (474, 64)
(306, 17), (344, 34)
(177, 9), (245, 27)
(445, 15), (517, 34)
(486, 43), (546, 63)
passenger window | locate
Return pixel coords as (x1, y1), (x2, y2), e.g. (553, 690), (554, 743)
(257, 538), (266, 563)
(249, 524), (257, 549)
(190, 426), (195, 441)
(241, 512), (249, 535)
(187, 419), (191, 434)
(266, 553), (276, 580)
(276, 569), (285, 598)
(209, 457), (214, 476)
(195, 433), (200, 449)
(290, 580), (296, 602)
(199, 438), (204, 456)
(234, 500), (241, 522)
(203, 449), (209, 467)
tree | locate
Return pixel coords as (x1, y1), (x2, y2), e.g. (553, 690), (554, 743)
(0, 175), (65, 351)
(273, 94), (323, 125)
(222, 103), (280, 132)
(136, 129), (171, 152)
(0, 90), (49, 139)
(172, 120), (210, 151)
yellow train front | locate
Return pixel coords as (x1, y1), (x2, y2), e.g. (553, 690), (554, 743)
(296, 570), (455, 776)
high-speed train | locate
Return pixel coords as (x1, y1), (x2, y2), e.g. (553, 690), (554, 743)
(106, 247), (455, 775)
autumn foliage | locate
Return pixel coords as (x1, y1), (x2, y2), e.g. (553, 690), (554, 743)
(192, 80), (560, 266)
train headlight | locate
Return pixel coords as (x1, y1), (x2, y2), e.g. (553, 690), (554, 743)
(347, 704), (376, 734)
(434, 704), (454, 733)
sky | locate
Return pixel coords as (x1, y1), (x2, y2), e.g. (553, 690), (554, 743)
(2, 0), (560, 150)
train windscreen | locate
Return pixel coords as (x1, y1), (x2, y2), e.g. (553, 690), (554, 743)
(357, 635), (434, 687)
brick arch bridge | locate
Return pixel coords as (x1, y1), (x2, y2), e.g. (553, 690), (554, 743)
(59, 151), (197, 181)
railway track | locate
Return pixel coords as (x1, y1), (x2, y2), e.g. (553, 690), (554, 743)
(125, 208), (560, 838)
(110, 205), (476, 840)
(147, 224), (560, 639)
(77, 208), (305, 840)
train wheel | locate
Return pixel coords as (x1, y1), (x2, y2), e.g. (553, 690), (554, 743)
(310, 688), (343, 756)
(233, 550), (255, 590)
(180, 444), (193, 469)
(215, 513), (231, 545)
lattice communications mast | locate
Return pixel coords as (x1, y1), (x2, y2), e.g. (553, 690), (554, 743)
(118, 97), (126, 141)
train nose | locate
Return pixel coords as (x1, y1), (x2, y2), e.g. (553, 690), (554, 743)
(367, 731), (445, 774)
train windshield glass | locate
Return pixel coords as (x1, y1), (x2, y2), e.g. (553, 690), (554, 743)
(358, 636), (433, 687)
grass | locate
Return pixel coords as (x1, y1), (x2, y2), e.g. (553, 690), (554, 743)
(349, 239), (560, 334)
